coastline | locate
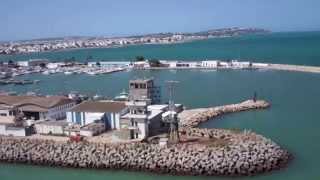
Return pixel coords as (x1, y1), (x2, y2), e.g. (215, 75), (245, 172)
(143, 63), (320, 74)
(0, 99), (291, 176)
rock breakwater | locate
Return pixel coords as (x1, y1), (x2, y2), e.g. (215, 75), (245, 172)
(179, 99), (270, 128)
(0, 134), (290, 176)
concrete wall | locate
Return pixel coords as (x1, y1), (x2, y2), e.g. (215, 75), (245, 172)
(84, 112), (104, 125)
(201, 61), (218, 68)
(0, 124), (6, 135)
(80, 130), (93, 137)
(137, 121), (147, 139)
(0, 124), (26, 136)
(5, 128), (26, 137)
(34, 124), (65, 135)
(0, 109), (10, 116)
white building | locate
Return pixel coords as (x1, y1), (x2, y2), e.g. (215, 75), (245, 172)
(117, 102), (183, 141)
(201, 60), (218, 68)
(252, 63), (269, 67)
(132, 61), (150, 68)
(17, 61), (29, 67)
(87, 61), (130, 68)
(34, 121), (69, 135)
(230, 60), (251, 68)
(0, 95), (76, 121)
(66, 101), (128, 129)
(188, 61), (200, 68)
(47, 62), (65, 69)
(159, 60), (177, 68)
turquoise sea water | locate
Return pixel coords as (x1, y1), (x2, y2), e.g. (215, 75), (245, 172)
(1, 32), (320, 180)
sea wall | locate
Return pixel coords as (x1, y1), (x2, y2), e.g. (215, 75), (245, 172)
(179, 99), (270, 128)
(0, 133), (290, 176)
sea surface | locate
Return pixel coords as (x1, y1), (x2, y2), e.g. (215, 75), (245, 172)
(1, 32), (320, 180)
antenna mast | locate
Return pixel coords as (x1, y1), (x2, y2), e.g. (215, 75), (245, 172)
(166, 80), (180, 144)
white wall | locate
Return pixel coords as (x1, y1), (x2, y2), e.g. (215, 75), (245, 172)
(169, 62), (177, 68)
(35, 124), (64, 135)
(137, 121), (147, 139)
(5, 128), (26, 136)
(0, 109), (10, 116)
(48, 102), (75, 120)
(66, 112), (73, 123)
(201, 61), (218, 68)
(84, 112), (104, 125)
(0, 124), (6, 135)
(80, 130), (93, 137)
(17, 61), (29, 67)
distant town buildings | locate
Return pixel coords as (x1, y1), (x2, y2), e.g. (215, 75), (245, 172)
(0, 28), (268, 55)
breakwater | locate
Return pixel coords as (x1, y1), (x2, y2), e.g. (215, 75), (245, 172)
(262, 63), (320, 74)
(0, 99), (291, 176)
(0, 131), (290, 176)
(179, 99), (270, 128)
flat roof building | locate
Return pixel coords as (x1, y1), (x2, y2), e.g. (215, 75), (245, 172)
(67, 101), (128, 130)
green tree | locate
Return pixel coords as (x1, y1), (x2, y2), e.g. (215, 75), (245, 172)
(135, 56), (145, 62)
(149, 59), (162, 67)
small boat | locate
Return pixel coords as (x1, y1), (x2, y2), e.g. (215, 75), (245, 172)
(93, 94), (102, 100)
(42, 70), (50, 75)
(114, 89), (129, 101)
(64, 71), (74, 75)
(87, 71), (97, 75)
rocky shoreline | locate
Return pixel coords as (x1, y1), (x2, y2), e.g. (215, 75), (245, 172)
(0, 99), (291, 176)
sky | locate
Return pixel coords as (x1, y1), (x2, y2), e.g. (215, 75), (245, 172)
(1, 0), (320, 41)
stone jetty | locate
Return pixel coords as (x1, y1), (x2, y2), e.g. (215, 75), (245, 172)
(179, 99), (270, 127)
(0, 99), (291, 176)
(0, 132), (290, 176)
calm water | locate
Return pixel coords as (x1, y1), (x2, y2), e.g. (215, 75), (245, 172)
(1, 32), (320, 180)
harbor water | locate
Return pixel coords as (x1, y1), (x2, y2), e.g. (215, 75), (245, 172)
(1, 32), (320, 180)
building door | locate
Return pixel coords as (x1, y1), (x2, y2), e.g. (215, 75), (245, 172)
(76, 112), (82, 125)
(130, 130), (134, 139)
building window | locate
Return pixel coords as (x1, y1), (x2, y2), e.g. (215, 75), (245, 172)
(0, 113), (7, 116)
(141, 84), (146, 89)
(135, 133), (139, 138)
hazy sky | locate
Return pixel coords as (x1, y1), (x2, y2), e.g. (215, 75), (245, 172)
(1, 0), (320, 41)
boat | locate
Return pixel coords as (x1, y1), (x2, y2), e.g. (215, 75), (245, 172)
(42, 70), (50, 75)
(64, 71), (74, 75)
(93, 94), (102, 100)
(114, 89), (129, 101)
(87, 71), (97, 75)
